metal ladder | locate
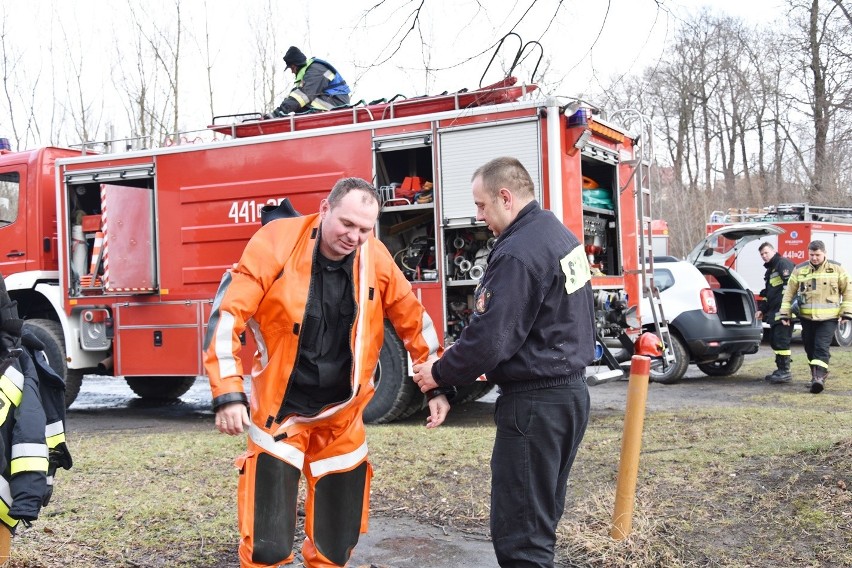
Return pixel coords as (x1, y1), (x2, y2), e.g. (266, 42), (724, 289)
(613, 109), (674, 371)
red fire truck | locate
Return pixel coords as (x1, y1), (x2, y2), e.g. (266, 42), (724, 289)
(707, 203), (852, 347)
(0, 77), (656, 422)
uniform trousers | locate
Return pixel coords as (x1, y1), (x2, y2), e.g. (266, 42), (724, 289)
(800, 319), (837, 368)
(490, 377), (590, 567)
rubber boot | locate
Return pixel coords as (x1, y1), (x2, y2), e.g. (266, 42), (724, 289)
(769, 355), (792, 383)
(810, 366), (827, 394)
(764, 353), (783, 381)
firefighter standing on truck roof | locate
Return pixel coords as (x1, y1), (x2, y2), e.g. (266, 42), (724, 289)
(756, 242), (795, 384)
(779, 240), (852, 394)
(203, 177), (450, 568)
(264, 46), (351, 118)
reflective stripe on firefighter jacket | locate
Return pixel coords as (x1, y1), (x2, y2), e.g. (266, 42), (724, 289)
(780, 260), (852, 321)
(0, 353), (48, 531)
(203, 212), (441, 439)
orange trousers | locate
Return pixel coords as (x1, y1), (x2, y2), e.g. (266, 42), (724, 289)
(236, 415), (372, 568)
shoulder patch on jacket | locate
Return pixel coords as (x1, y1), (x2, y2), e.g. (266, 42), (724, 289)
(474, 287), (492, 314)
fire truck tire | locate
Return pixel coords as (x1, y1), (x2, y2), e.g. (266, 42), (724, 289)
(832, 319), (852, 347)
(649, 333), (689, 384)
(64, 370), (84, 408)
(363, 321), (423, 424)
(696, 353), (744, 376)
(452, 381), (493, 405)
(22, 318), (83, 408)
(124, 376), (197, 400)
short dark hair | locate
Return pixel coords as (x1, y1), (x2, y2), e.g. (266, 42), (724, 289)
(327, 177), (380, 209)
(471, 157), (535, 200)
(758, 242), (775, 253)
(808, 240), (826, 252)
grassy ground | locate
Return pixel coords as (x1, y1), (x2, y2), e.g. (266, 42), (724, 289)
(9, 349), (852, 567)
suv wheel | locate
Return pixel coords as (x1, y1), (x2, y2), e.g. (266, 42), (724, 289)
(832, 319), (852, 348)
(696, 353), (745, 377)
(650, 334), (689, 384)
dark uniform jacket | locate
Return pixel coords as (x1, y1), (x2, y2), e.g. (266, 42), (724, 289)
(432, 201), (595, 390)
(758, 252), (794, 322)
(0, 276), (71, 531)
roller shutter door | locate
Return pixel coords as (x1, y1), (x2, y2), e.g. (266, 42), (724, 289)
(438, 120), (541, 222)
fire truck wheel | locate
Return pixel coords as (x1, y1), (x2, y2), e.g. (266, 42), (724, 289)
(452, 381), (493, 405)
(649, 333), (689, 384)
(832, 319), (852, 347)
(696, 353), (745, 377)
(64, 370), (84, 408)
(124, 376), (197, 400)
(22, 318), (83, 408)
(363, 321), (423, 424)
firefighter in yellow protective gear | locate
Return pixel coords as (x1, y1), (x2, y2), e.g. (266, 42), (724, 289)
(779, 240), (852, 393)
(203, 178), (450, 568)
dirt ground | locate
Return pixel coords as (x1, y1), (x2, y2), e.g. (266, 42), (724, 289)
(62, 344), (797, 567)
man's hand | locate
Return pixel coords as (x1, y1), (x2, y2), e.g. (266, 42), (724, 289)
(780, 317), (791, 326)
(755, 310), (763, 320)
(215, 402), (250, 435)
(425, 394), (450, 428)
(413, 359), (439, 393)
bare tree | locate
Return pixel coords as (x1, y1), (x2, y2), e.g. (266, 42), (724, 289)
(249, 0), (284, 114)
(782, 0), (852, 199)
(56, 17), (102, 146)
(114, 10), (163, 149)
(119, 0), (183, 146)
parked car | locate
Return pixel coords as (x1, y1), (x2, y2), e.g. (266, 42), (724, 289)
(642, 223), (785, 383)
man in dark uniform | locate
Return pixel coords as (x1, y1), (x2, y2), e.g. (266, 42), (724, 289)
(266, 46), (350, 117)
(413, 157), (594, 567)
(756, 242), (795, 383)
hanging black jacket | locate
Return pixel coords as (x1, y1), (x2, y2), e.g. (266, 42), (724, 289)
(0, 348), (48, 530)
(0, 275), (71, 531)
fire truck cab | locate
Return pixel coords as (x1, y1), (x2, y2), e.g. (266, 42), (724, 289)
(1, 78), (655, 422)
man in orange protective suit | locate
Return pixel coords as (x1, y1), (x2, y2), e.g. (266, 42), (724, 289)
(203, 177), (451, 568)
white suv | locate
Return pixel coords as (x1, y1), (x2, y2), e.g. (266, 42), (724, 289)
(642, 223), (784, 383)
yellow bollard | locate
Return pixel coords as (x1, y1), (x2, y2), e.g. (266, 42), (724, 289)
(0, 523), (10, 566)
(610, 354), (651, 540)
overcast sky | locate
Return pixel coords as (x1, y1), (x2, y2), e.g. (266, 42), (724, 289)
(2, 0), (788, 144)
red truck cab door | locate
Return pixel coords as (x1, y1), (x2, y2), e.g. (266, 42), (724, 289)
(0, 168), (28, 276)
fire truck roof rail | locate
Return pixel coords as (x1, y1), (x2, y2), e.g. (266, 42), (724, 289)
(208, 76), (541, 139)
(709, 203), (852, 225)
